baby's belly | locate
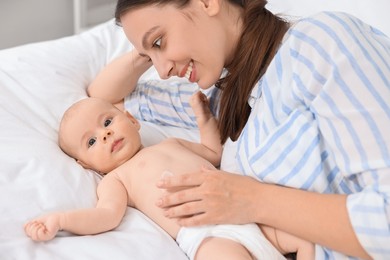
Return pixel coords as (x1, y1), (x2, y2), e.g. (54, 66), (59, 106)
(137, 199), (181, 238)
(122, 144), (214, 238)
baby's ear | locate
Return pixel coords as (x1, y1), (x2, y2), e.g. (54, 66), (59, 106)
(124, 111), (140, 130)
(76, 158), (91, 169)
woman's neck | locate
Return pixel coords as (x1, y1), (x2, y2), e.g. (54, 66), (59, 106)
(221, 2), (244, 66)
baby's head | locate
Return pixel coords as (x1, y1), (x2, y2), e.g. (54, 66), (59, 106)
(58, 97), (142, 174)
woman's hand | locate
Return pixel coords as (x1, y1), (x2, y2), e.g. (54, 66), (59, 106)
(156, 166), (262, 226)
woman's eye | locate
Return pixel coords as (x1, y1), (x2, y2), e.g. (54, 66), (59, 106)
(88, 137), (96, 148)
(104, 118), (112, 127)
(152, 38), (161, 48)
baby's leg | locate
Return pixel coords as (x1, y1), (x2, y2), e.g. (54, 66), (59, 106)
(276, 230), (314, 260)
(261, 225), (315, 260)
(195, 237), (254, 260)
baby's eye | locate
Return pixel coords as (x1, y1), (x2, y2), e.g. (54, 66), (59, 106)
(104, 118), (112, 127)
(88, 137), (96, 148)
(152, 38), (161, 48)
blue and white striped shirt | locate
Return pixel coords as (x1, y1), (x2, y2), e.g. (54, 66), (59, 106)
(124, 79), (220, 129)
(230, 12), (390, 259)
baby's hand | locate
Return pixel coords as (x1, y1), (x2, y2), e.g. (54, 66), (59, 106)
(190, 91), (213, 125)
(24, 214), (62, 241)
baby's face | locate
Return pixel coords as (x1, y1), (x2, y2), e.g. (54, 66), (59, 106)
(61, 98), (142, 173)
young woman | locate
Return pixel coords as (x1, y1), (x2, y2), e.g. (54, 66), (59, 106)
(114, 0), (390, 259)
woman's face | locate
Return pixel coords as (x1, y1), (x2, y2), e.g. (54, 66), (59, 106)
(120, 1), (232, 89)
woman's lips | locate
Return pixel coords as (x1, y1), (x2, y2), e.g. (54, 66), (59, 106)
(111, 138), (124, 152)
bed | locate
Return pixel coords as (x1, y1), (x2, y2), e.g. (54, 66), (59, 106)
(1, 1), (388, 259)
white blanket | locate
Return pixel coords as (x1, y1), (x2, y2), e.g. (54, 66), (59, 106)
(0, 19), (192, 260)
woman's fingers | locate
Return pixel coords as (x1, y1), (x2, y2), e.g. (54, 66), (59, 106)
(156, 167), (219, 209)
(162, 200), (205, 219)
(162, 200), (225, 227)
(156, 185), (201, 208)
(157, 170), (205, 189)
(157, 167), (264, 226)
(156, 168), (229, 222)
(160, 198), (220, 226)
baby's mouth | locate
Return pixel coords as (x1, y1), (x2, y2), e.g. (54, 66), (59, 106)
(111, 138), (124, 152)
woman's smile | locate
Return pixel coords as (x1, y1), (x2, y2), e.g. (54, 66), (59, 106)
(182, 61), (195, 82)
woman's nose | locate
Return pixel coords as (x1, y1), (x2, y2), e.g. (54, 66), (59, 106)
(153, 56), (174, 79)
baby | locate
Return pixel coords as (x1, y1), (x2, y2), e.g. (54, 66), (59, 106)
(24, 51), (313, 259)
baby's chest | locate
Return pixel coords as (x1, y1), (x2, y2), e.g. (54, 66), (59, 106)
(119, 144), (210, 203)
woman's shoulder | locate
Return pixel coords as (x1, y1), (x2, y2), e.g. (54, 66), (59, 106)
(283, 11), (379, 52)
(290, 11), (373, 37)
(296, 11), (361, 27)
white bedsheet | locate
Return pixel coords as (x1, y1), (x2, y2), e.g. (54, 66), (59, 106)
(0, 20), (191, 260)
(1, 1), (388, 259)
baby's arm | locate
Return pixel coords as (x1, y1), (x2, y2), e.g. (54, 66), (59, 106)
(176, 91), (222, 166)
(24, 174), (128, 241)
(88, 49), (152, 104)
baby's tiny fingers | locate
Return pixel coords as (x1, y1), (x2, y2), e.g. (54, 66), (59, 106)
(24, 221), (37, 234)
(32, 223), (47, 241)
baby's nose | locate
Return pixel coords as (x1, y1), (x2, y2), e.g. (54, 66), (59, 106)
(102, 129), (113, 142)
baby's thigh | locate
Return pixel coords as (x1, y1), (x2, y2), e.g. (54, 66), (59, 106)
(195, 237), (253, 260)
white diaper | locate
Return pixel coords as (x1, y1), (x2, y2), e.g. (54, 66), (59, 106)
(176, 223), (286, 260)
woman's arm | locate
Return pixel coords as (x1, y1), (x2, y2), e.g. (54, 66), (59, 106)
(156, 168), (371, 259)
(253, 180), (370, 259)
(88, 49), (152, 104)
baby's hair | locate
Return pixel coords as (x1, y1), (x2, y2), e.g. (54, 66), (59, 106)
(58, 99), (86, 159)
(58, 98), (123, 159)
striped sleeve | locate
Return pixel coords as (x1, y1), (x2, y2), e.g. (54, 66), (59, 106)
(237, 12), (390, 259)
(284, 12), (390, 258)
(124, 79), (220, 129)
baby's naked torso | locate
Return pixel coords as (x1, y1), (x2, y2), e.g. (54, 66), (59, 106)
(112, 139), (215, 238)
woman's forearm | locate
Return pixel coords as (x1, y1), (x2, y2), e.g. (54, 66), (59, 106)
(157, 169), (371, 258)
(255, 183), (371, 259)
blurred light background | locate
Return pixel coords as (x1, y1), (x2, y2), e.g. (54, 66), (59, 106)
(0, 0), (116, 50)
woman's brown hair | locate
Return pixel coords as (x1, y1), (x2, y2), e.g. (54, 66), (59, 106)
(115, 0), (289, 143)
(217, 0), (289, 143)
